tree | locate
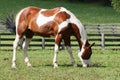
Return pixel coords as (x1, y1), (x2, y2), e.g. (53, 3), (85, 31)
(101, 0), (111, 6)
(69, 0), (111, 6)
(112, 0), (120, 12)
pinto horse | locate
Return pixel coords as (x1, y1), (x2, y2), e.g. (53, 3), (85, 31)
(11, 6), (94, 68)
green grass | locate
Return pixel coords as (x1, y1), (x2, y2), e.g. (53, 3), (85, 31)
(0, 0), (120, 23)
(0, 49), (120, 80)
(0, 1), (120, 80)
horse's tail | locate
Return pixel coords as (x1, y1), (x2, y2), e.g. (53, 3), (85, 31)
(0, 12), (16, 34)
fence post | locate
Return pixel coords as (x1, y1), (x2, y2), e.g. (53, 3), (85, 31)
(101, 33), (105, 50)
(111, 25), (115, 34)
(97, 24), (101, 34)
(42, 37), (45, 49)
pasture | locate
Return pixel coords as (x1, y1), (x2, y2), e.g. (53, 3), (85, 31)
(0, 0), (120, 23)
(0, 0), (120, 80)
(0, 49), (120, 80)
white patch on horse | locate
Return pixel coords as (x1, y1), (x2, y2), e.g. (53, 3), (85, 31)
(60, 7), (87, 46)
(58, 19), (69, 32)
(36, 14), (54, 27)
(78, 50), (91, 67)
(57, 7), (72, 33)
(80, 58), (91, 67)
(36, 9), (59, 27)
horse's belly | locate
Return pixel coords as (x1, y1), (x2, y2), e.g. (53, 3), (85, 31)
(36, 25), (54, 37)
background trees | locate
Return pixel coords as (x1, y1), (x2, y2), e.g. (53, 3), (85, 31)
(70, 0), (111, 6)
(112, 0), (120, 12)
(70, 0), (120, 13)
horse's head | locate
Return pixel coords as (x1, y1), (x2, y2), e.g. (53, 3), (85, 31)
(78, 41), (95, 68)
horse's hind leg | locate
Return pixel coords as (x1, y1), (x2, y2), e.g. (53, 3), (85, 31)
(12, 34), (21, 68)
(22, 38), (32, 67)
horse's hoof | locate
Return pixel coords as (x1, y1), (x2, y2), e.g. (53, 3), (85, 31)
(53, 64), (58, 68)
(27, 63), (32, 67)
(11, 65), (17, 69)
(83, 64), (90, 68)
(73, 64), (77, 67)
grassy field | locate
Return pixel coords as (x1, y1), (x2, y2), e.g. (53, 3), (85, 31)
(0, 0), (120, 80)
(0, 0), (120, 24)
(0, 49), (120, 80)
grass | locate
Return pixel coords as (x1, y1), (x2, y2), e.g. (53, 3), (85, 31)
(0, 0), (120, 24)
(0, 49), (120, 80)
(0, 1), (120, 80)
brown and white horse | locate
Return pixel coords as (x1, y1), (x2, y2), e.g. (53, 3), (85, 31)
(11, 6), (94, 68)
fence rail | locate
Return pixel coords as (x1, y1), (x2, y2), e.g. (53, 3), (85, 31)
(0, 24), (120, 50)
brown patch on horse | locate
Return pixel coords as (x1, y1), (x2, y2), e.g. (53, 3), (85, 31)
(27, 7), (41, 23)
(55, 33), (63, 45)
(81, 40), (92, 59)
(41, 7), (61, 17)
(30, 20), (58, 37)
(71, 23), (83, 50)
(38, 21), (58, 37)
(16, 9), (28, 37)
(54, 11), (70, 24)
(25, 29), (34, 38)
(60, 23), (83, 49)
(27, 8), (41, 32)
(16, 7), (40, 38)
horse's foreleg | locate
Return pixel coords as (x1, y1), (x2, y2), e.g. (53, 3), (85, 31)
(22, 38), (32, 67)
(53, 34), (62, 68)
(53, 44), (59, 68)
(64, 36), (77, 67)
(12, 35), (20, 68)
(66, 46), (77, 67)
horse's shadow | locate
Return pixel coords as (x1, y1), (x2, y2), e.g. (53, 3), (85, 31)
(45, 64), (82, 67)
(33, 63), (106, 68)
(91, 63), (106, 68)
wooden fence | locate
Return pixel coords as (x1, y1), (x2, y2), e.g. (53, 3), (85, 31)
(85, 24), (120, 50)
(0, 24), (120, 50)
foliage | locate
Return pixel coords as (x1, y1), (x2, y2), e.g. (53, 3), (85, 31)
(71, 0), (111, 6)
(0, 12), (16, 34)
(112, 0), (120, 12)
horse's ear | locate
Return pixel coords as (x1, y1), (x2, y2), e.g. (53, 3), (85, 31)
(90, 42), (95, 47)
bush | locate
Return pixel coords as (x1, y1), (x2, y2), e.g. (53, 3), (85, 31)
(112, 0), (120, 12)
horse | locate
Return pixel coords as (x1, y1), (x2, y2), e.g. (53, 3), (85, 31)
(7, 6), (94, 68)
